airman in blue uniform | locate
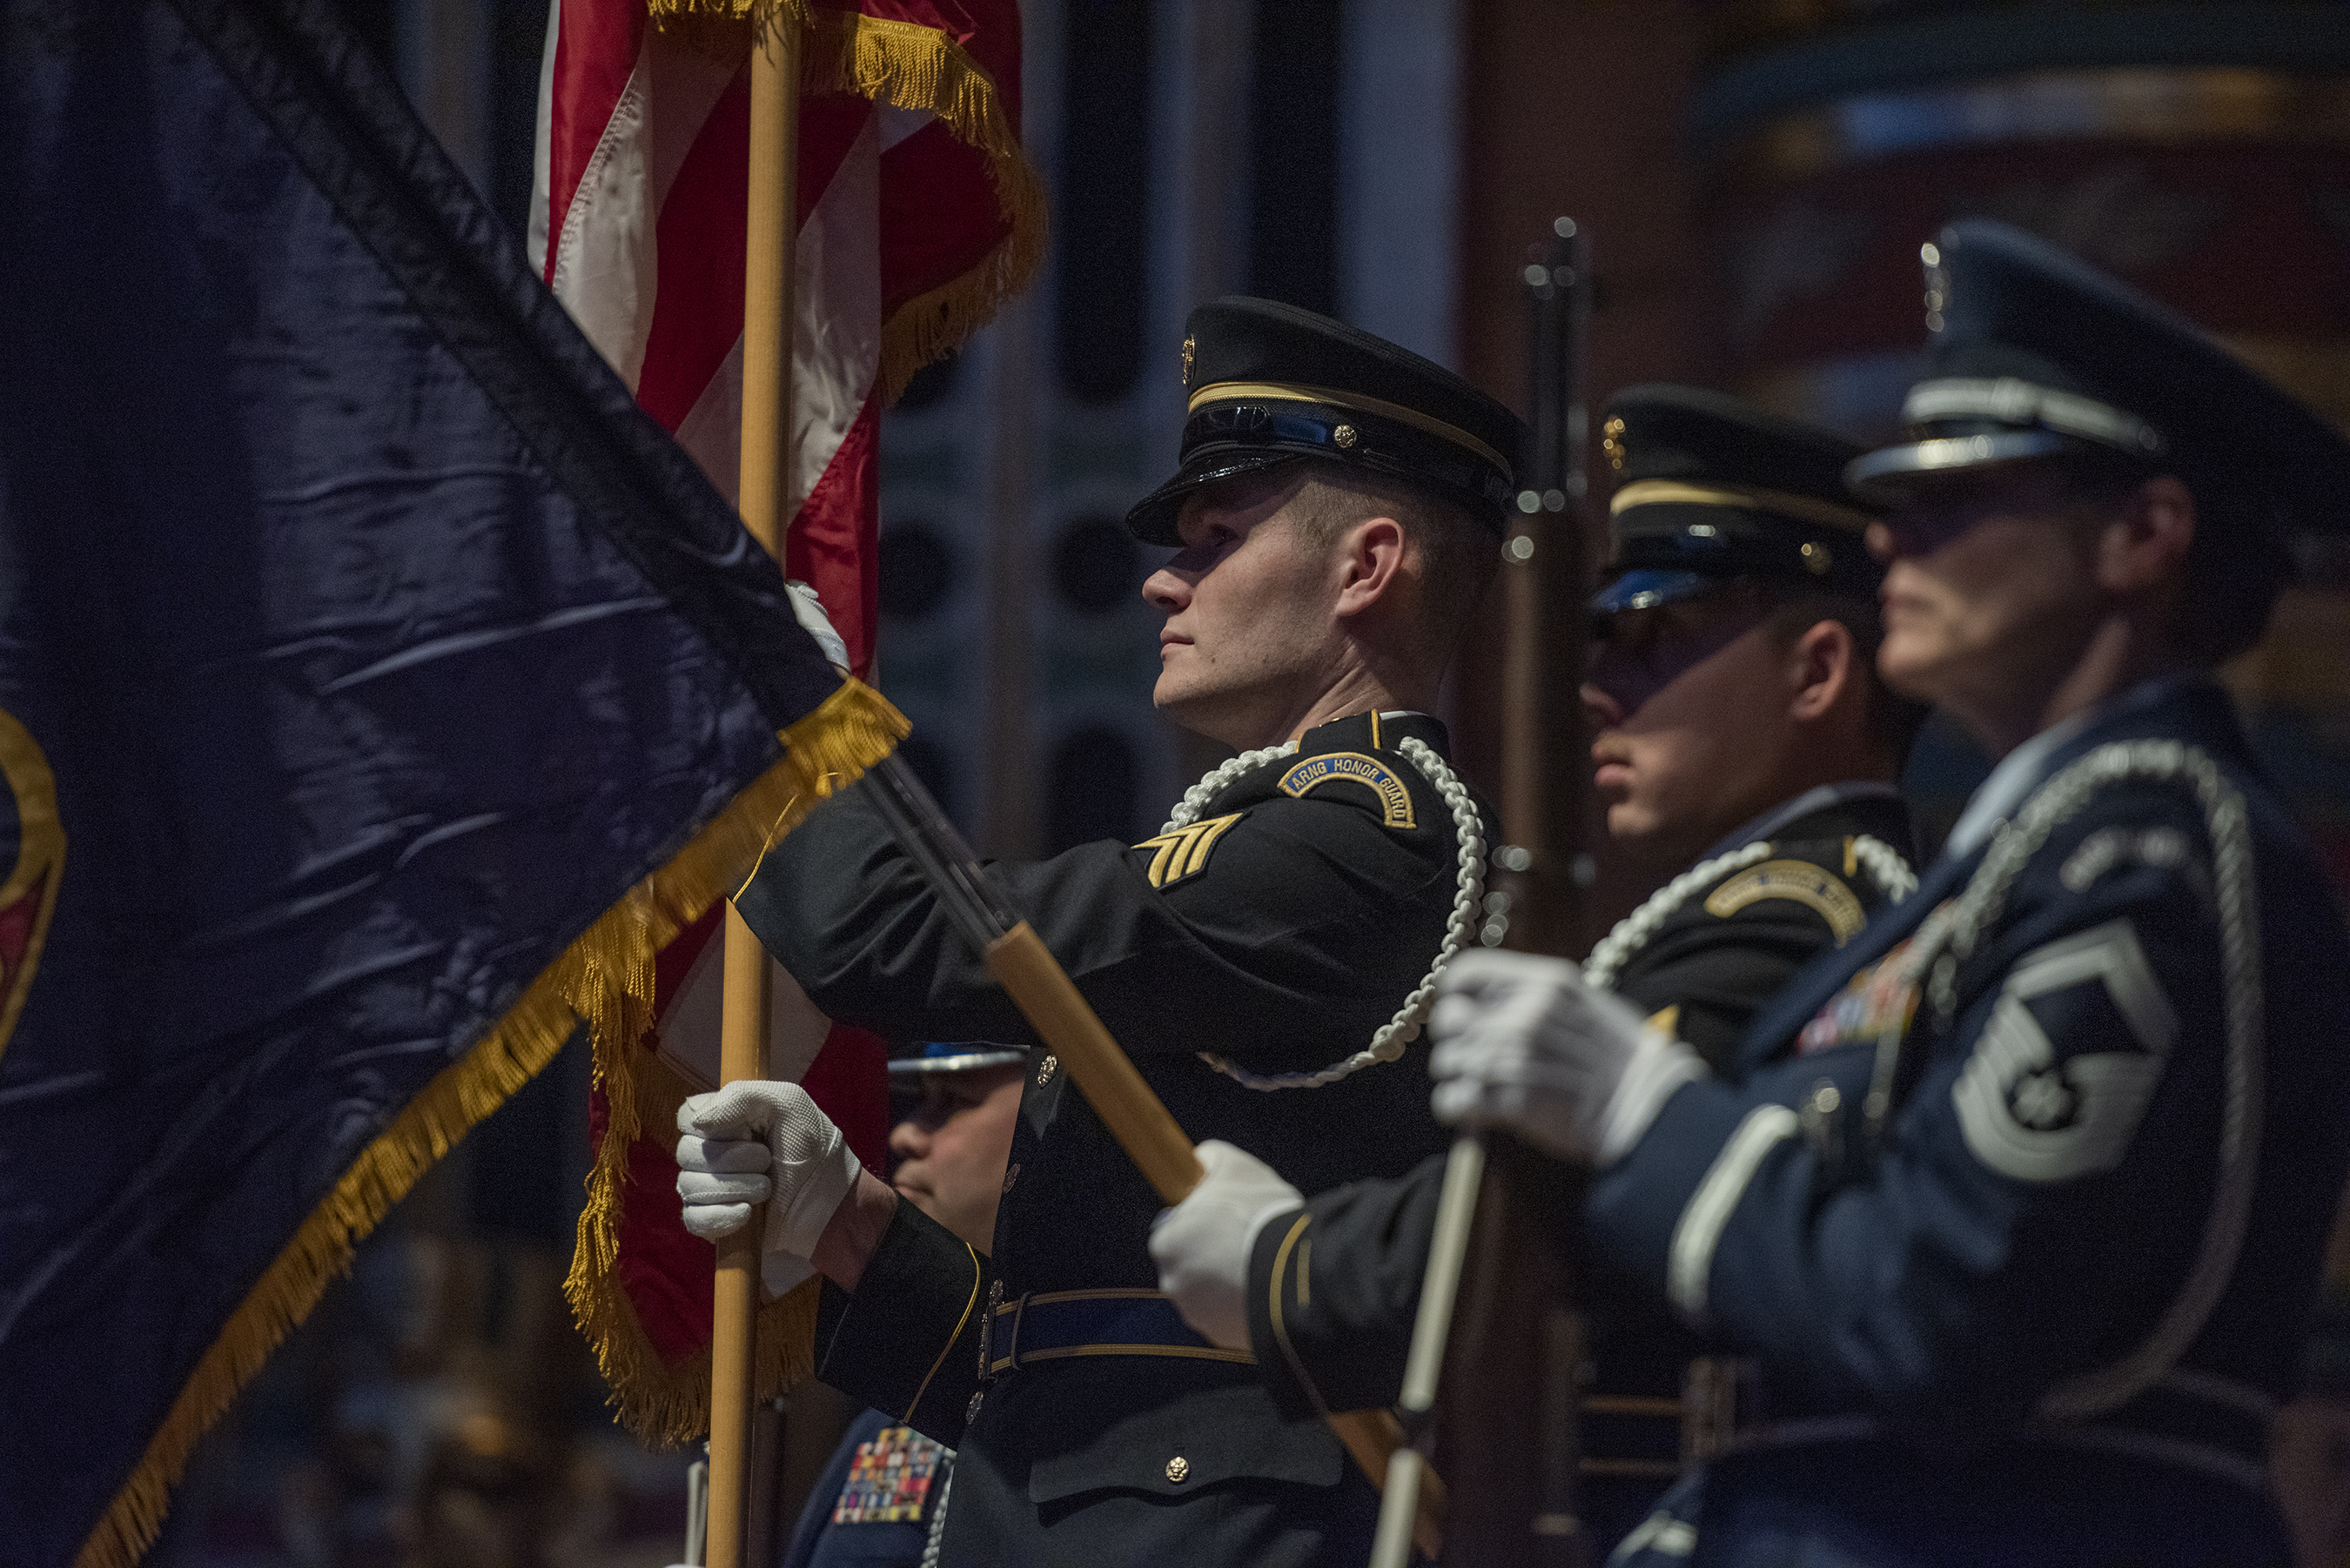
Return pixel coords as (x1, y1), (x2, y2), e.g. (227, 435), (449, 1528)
(780, 1043), (1026, 1568)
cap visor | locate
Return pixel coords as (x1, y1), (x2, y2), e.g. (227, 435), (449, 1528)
(1589, 568), (1716, 614)
(1124, 451), (1313, 545)
(888, 1049), (1028, 1076)
(1844, 429), (2081, 502)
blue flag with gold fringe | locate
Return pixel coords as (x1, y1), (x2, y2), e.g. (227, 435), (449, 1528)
(0, 0), (905, 1560)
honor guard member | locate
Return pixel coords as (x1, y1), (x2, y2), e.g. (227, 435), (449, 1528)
(1418, 221), (2350, 1565)
(1152, 386), (1928, 1551)
(671, 298), (1518, 1566)
(781, 1043), (1027, 1568)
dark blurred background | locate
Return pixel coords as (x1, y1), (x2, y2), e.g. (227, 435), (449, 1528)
(154, 3), (2350, 1564)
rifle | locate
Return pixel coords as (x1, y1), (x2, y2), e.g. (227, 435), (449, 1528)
(1370, 217), (1595, 1568)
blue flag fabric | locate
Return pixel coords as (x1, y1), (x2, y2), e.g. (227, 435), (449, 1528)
(0, 1), (897, 1561)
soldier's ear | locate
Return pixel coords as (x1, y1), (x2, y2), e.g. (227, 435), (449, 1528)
(1332, 514), (1407, 619)
(2096, 474), (2194, 599)
(1784, 617), (1856, 724)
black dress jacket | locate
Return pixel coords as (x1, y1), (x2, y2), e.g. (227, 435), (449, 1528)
(1236, 792), (1917, 1445)
(735, 710), (1493, 1566)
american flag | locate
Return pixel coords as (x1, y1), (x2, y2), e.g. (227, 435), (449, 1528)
(530, 0), (1041, 1437)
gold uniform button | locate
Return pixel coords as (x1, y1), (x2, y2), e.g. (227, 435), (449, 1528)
(1037, 1055), (1058, 1086)
(1165, 1456), (1190, 1484)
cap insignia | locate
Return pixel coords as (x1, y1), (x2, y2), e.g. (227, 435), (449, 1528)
(1179, 334), (1195, 388)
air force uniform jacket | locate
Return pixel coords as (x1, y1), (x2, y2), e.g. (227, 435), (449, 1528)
(735, 710), (1493, 1566)
(1597, 678), (2350, 1565)
(781, 1409), (952, 1568)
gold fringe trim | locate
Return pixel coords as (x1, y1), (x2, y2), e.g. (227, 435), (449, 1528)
(562, 1024), (825, 1443)
(564, 679), (908, 1442)
(77, 679), (909, 1568)
(648, 0), (1049, 405)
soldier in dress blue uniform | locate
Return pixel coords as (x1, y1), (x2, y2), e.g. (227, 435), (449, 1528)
(1408, 221), (2350, 1565)
(780, 1043), (1027, 1568)
(668, 299), (1521, 1565)
(1152, 385), (1929, 1552)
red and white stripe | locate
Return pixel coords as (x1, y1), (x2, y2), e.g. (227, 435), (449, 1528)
(532, 1), (904, 674)
(532, 0), (897, 1223)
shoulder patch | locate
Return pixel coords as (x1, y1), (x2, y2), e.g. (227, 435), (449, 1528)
(1132, 810), (1246, 889)
(1276, 751), (1416, 829)
(1952, 918), (2178, 1184)
(1703, 858), (1866, 941)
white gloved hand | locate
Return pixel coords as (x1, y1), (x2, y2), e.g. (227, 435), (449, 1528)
(677, 1081), (863, 1298)
(784, 579), (849, 671)
(1427, 949), (1708, 1167)
(1149, 1140), (1305, 1351)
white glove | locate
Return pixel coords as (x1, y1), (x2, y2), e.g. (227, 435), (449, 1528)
(1428, 949), (1708, 1167)
(1148, 1140), (1305, 1351)
(784, 579), (849, 671)
(677, 1081), (862, 1298)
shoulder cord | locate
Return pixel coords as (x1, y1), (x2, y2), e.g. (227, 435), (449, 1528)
(1194, 735), (1487, 1090)
(1888, 740), (2260, 1423)
(1850, 834), (1921, 905)
(1161, 739), (1299, 832)
(1580, 841), (1774, 993)
(918, 1453), (954, 1567)
(1580, 833), (1919, 995)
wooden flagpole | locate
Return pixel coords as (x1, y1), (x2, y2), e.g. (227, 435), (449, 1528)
(709, 15), (802, 1568)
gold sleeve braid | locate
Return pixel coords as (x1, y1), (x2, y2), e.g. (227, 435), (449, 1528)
(1266, 1213), (1333, 1419)
(901, 1241), (983, 1424)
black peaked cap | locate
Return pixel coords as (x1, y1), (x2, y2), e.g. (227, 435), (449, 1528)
(1849, 220), (2350, 557)
(1125, 297), (1527, 545)
(888, 1041), (1027, 1078)
(1595, 385), (1884, 613)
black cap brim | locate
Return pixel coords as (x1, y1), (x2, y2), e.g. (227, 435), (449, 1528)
(1844, 428), (2084, 503)
(1123, 450), (1313, 546)
(887, 1048), (1028, 1077)
(1589, 568), (1716, 614)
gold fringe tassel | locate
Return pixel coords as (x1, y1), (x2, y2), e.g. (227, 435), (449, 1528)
(648, 0), (1050, 405)
(561, 988), (824, 1444)
(78, 679), (909, 1568)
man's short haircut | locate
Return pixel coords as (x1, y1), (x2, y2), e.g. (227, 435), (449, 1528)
(2049, 459), (2287, 667)
(1282, 459), (1500, 669)
(1757, 581), (1932, 765)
